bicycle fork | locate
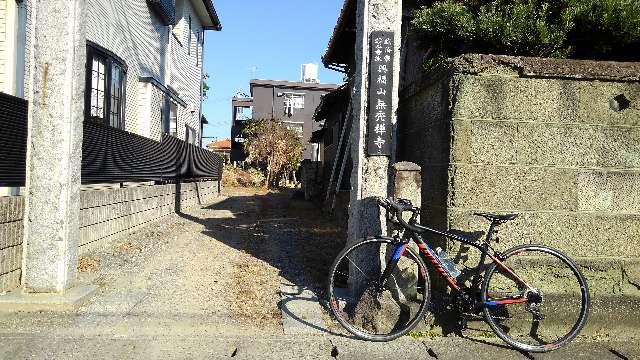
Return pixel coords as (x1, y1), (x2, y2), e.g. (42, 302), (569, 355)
(377, 240), (410, 292)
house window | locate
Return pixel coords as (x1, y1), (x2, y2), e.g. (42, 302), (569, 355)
(169, 101), (178, 137)
(283, 94), (304, 116)
(89, 58), (106, 119)
(186, 125), (197, 145)
(235, 106), (252, 121)
(284, 122), (304, 137)
(109, 63), (125, 127)
(85, 43), (127, 129)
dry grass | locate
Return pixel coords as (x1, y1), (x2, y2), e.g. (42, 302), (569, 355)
(77, 256), (100, 272)
(222, 187), (283, 328)
(115, 240), (142, 254)
(230, 258), (282, 327)
(222, 166), (265, 188)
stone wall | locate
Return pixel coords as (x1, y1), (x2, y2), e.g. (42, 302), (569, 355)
(0, 196), (23, 293)
(399, 54), (640, 299)
(0, 180), (220, 293)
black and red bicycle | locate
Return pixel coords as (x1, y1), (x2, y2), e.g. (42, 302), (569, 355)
(327, 197), (590, 353)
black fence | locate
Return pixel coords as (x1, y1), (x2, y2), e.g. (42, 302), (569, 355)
(0, 93), (27, 186)
(0, 92), (223, 187)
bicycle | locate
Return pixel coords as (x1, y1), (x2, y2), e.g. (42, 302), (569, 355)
(326, 197), (590, 353)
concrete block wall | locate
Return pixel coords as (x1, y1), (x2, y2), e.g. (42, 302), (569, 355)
(80, 180), (220, 247)
(399, 55), (640, 298)
(0, 181), (219, 293)
(0, 196), (23, 294)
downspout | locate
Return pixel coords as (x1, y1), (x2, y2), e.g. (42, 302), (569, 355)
(199, 34), (205, 147)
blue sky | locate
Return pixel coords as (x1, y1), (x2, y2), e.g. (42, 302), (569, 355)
(201, 0), (346, 142)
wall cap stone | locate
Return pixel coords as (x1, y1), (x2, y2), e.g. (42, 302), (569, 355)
(449, 54), (640, 82)
(401, 53), (640, 100)
(393, 161), (421, 172)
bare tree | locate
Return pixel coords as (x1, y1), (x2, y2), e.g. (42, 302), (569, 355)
(243, 118), (304, 188)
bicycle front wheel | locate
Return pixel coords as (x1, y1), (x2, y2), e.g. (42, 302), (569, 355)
(482, 244), (590, 352)
(327, 237), (430, 341)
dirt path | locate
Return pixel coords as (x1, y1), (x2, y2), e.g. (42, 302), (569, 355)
(0, 187), (345, 339)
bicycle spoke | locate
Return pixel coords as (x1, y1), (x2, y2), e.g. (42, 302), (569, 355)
(328, 238), (430, 341)
(344, 255), (376, 283)
(483, 245), (589, 353)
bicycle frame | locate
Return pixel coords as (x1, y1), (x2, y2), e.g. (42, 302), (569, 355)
(384, 220), (533, 308)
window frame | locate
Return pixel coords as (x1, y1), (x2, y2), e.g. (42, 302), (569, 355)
(283, 93), (305, 116)
(185, 124), (197, 145)
(84, 42), (127, 129)
(163, 99), (178, 137)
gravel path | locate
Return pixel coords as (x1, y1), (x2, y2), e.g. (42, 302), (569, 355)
(0, 187), (346, 338)
(0, 188), (294, 338)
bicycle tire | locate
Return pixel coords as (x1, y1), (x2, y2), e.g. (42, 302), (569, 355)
(327, 237), (430, 341)
(481, 244), (590, 352)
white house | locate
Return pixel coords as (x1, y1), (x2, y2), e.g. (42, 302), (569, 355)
(0, 0), (221, 145)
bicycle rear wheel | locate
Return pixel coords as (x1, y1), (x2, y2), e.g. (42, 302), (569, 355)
(481, 244), (590, 352)
(327, 238), (430, 341)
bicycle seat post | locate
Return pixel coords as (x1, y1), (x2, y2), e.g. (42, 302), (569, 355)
(485, 221), (500, 245)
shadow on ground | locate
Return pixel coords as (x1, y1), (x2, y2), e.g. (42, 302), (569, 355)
(176, 187), (345, 296)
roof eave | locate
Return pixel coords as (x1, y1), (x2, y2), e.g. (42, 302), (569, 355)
(322, 0), (356, 70)
(201, 0), (222, 31)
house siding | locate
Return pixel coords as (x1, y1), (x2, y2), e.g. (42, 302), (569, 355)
(0, 0), (33, 98)
(2, 0), (208, 142)
(0, 0), (7, 92)
(169, 0), (204, 142)
(150, 84), (165, 140)
(87, 0), (165, 137)
(0, 0), (6, 93)
(21, 0), (31, 98)
(85, 0), (205, 143)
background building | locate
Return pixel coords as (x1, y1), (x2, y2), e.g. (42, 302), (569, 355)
(230, 65), (338, 163)
(206, 138), (231, 163)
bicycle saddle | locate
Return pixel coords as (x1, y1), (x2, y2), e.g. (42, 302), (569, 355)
(473, 212), (518, 223)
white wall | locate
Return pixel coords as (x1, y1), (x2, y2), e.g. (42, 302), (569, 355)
(85, 0), (205, 143)
(1, 0), (208, 142)
(0, 0), (16, 95)
(0, 0), (8, 93)
(169, 0), (205, 143)
(0, 0), (29, 98)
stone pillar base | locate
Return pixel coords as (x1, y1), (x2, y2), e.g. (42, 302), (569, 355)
(0, 285), (97, 312)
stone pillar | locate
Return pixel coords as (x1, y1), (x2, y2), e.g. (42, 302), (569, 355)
(393, 162), (421, 222)
(391, 162), (421, 298)
(21, 0), (86, 293)
(348, 0), (403, 245)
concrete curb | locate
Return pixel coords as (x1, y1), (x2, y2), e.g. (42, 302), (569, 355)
(0, 284), (98, 312)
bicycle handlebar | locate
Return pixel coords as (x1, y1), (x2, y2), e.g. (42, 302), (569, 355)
(375, 197), (420, 229)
